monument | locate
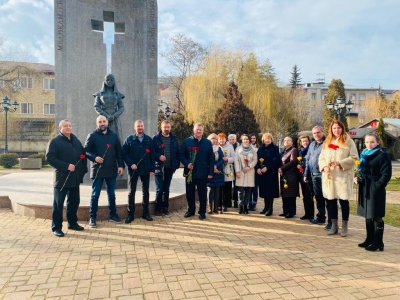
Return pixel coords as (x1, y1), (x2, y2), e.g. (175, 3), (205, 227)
(54, 0), (158, 144)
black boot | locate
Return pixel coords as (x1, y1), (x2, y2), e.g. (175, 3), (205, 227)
(238, 205), (243, 214)
(265, 199), (273, 216)
(366, 221), (384, 251)
(234, 201), (238, 208)
(260, 198), (267, 214)
(358, 219), (374, 248)
(244, 205), (249, 214)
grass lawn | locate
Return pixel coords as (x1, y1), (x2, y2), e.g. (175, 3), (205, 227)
(386, 177), (400, 191)
(349, 200), (400, 228)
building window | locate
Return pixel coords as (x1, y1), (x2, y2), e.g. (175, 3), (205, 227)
(43, 103), (55, 115)
(311, 93), (316, 100)
(359, 94), (365, 100)
(350, 94), (356, 100)
(43, 78), (55, 90)
(18, 77), (33, 89)
(20, 103), (33, 114)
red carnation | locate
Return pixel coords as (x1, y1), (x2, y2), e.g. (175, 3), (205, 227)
(106, 143), (111, 148)
(328, 144), (339, 150)
(160, 143), (165, 148)
(80, 154), (86, 159)
(244, 158), (249, 163)
(299, 167), (304, 173)
(145, 149), (151, 153)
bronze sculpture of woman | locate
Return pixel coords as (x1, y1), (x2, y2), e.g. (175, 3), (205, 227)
(93, 74), (125, 143)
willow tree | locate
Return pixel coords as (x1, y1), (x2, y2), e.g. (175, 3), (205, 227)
(323, 79), (348, 132)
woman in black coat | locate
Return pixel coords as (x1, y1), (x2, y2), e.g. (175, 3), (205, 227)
(278, 136), (299, 218)
(357, 133), (391, 251)
(297, 135), (314, 220)
(256, 133), (281, 216)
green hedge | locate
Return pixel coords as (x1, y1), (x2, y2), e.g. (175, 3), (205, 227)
(0, 153), (19, 168)
(28, 153), (48, 165)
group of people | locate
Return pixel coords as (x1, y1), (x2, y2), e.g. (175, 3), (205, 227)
(46, 117), (391, 252)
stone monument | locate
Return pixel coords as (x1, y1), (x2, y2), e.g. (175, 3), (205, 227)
(54, 0), (158, 144)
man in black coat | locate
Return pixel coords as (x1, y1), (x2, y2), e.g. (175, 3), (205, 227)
(46, 119), (88, 237)
(84, 115), (125, 228)
(122, 120), (155, 223)
(179, 123), (214, 220)
(152, 120), (180, 216)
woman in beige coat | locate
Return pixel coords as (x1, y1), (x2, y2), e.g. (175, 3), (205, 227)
(319, 120), (359, 237)
(234, 134), (258, 214)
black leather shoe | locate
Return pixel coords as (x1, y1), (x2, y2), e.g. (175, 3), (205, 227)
(199, 213), (206, 220)
(184, 211), (195, 218)
(68, 224), (84, 231)
(125, 215), (134, 224)
(285, 214), (294, 218)
(142, 214), (153, 221)
(279, 213), (285, 217)
(53, 230), (64, 237)
(223, 207), (227, 212)
(300, 215), (312, 220)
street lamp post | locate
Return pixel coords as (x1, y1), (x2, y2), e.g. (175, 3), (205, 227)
(0, 96), (19, 153)
(326, 96), (353, 122)
(164, 104), (176, 121)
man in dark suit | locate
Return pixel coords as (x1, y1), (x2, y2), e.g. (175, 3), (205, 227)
(179, 123), (214, 220)
(46, 119), (88, 237)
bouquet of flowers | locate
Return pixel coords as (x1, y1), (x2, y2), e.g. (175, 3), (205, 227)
(93, 144), (111, 181)
(130, 148), (151, 179)
(60, 154), (86, 191)
(187, 146), (200, 183)
(297, 156), (304, 173)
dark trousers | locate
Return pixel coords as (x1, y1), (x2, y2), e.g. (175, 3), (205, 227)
(90, 177), (117, 218)
(282, 197), (296, 216)
(311, 175), (330, 223)
(52, 186), (80, 231)
(249, 179), (259, 205)
(238, 187), (251, 206)
(128, 173), (150, 216)
(220, 181), (233, 208)
(300, 180), (314, 217)
(186, 178), (207, 214)
(233, 180), (239, 203)
(155, 168), (174, 209)
(208, 187), (220, 206)
(328, 199), (349, 221)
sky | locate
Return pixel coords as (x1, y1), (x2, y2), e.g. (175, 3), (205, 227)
(0, 0), (399, 89)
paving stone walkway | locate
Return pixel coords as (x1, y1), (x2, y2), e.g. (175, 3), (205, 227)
(1, 198), (400, 300)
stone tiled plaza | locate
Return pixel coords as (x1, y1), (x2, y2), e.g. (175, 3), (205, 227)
(1, 195), (400, 299)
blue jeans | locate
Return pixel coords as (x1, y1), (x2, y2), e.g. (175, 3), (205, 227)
(239, 187), (251, 206)
(249, 179), (259, 205)
(311, 174), (330, 224)
(128, 173), (150, 216)
(90, 177), (117, 218)
(155, 167), (174, 209)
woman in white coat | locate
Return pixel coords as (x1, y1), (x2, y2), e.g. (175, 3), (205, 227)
(234, 134), (258, 214)
(218, 133), (235, 213)
(319, 120), (358, 237)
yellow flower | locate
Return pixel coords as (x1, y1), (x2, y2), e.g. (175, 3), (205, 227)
(259, 158), (264, 162)
(297, 156), (303, 161)
(283, 184), (289, 189)
(229, 172), (234, 177)
(354, 160), (361, 166)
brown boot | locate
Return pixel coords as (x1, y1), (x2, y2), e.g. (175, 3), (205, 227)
(213, 205), (218, 213)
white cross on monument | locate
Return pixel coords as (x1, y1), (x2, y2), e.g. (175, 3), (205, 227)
(91, 11), (125, 73)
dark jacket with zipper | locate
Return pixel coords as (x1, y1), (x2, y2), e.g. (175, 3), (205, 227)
(46, 133), (88, 189)
(84, 128), (125, 178)
(152, 131), (180, 175)
(179, 136), (214, 179)
(122, 133), (155, 176)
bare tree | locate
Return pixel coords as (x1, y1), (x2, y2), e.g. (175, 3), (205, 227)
(161, 34), (207, 111)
